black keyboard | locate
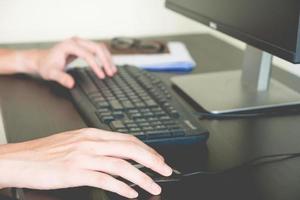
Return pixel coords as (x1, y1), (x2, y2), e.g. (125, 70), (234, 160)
(68, 65), (208, 144)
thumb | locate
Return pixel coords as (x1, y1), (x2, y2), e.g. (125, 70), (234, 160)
(48, 69), (75, 89)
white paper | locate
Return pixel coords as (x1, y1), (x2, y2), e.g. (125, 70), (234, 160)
(68, 41), (196, 70)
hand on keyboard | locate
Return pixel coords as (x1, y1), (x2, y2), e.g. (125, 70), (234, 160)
(0, 128), (172, 198)
(35, 37), (117, 88)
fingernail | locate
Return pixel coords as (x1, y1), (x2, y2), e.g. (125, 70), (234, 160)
(64, 81), (72, 89)
(151, 182), (161, 195)
(99, 74), (105, 79)
(163, 164), (173, 176)
(129, 190), (138, 198)
(108, 71), (113, 77)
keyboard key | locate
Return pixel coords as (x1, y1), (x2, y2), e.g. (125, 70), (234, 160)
(142, 126), (154, 131)
(100, 116), (115, 124)
(110, 120), (126, 129)
(147, 130), (172, 139)
(76, 70), (98, 94)
(147, 117), (158, 122)
(129, 113), (143, 119)
(135, 102), (146, 108)
(170, 128), (186, 137)
(126, 123), (139, 128)
(140, 108), (151, 112)
(92, 97), (106, 103)
(135, 118), (147, 123)
(163, 120), (177, 126)
(143, 112), (155, 118)
(116, 128), (129, 133)
(138, 122), (151, 127)
(97, 108), (110, 113)
(89, 93), (103, 99)
(151, 121), (162, 126)
(112, 111), (125, 119)
(128, 109), (139, 114)
(153, 125), (167, 130)
(145, 100), (158, 107)
(167, 124), (182, 130)
(169, 110), (180, 118)
(110, 100), (123, 110)
(123, 119), (135, 124)
(160, 116), (172, 121)
(96, 102), (110, 109)
(153, 111), (167, 117)
(122, 101), (134, 109)
(131, 132), (146, 140)
(129, 127), (142, 132)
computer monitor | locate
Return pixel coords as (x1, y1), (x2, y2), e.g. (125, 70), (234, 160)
(166, 0), (300, 114)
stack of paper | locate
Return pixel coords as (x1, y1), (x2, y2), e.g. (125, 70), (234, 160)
(69, 42), (196, 72)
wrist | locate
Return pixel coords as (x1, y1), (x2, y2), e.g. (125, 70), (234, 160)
(0, 159), (18, 189)
(13, 49), (42, 74)
(0, 143), (28, 189)
(0, 145), (15, 188)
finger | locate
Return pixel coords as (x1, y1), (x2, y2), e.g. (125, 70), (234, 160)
(81, 128), (162, 159)
(75, 170), (138, 198)
(47, 69), (75, 88)
(78, 38), (116, 75)
(83, 140), (172, 177)
(72, 37), (116, 76)
(81, 156), (161, 195)
(99, 43), (118, 74)
(62, 40), (105, 79)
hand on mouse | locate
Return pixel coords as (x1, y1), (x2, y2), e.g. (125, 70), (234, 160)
(0, 128), (172, 198)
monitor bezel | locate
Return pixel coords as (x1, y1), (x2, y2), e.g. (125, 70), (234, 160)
(166, 1), (300, 64)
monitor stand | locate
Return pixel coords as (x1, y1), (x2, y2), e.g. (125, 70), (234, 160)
(171, 45), (300, 114)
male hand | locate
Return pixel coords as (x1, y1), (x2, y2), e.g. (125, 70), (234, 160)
(0, 128), (172, 198)
(36, 37), (117, 88)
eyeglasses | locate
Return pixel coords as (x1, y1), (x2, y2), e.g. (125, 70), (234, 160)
(110, 37), (166, 54)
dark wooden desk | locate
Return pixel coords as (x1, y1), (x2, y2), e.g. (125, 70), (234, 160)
(1, 34), (300, 200)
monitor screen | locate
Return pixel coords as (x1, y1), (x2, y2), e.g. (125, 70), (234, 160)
(166, 0), (300, 63)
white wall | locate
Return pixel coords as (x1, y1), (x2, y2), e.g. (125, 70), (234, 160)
(0, 0), (299, 75)
(0, 0), (208, 43)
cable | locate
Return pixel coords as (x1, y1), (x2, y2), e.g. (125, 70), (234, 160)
(11, 188), (25, 200)
(134, 152), (300, 186)
(180, 152), (300, 177)
(195, 112), (264, 119)
(194, 107), (300, 119)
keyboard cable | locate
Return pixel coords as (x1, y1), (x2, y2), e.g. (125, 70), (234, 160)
(193, 107), (300, 119)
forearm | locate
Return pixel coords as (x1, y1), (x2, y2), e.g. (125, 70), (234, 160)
(0, 143), (19, 188)
(0, 49), (41, 75)
(0, 141), (40, 189)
